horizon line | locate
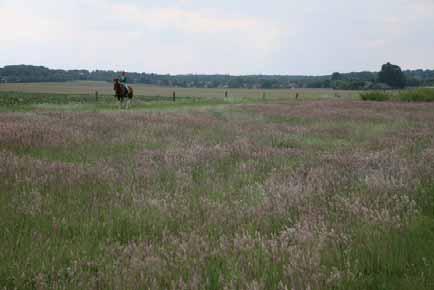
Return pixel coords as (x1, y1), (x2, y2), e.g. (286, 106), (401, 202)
(1, 63), (433, 77)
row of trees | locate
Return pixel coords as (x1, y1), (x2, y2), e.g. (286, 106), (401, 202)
(330, 63), (432, 90)
(1, 64), (433, 89)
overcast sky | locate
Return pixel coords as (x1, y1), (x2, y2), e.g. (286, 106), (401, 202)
(1, 0), (433, 75)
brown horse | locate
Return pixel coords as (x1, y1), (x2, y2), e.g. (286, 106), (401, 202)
(113, 78), (133, 109)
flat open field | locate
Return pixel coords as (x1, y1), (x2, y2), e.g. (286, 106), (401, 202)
(0, 81), (359, 99)
(1, 85), (434, 290)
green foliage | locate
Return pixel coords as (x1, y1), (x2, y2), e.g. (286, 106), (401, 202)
(361, 89), (434, 102)
(2, 64), (433, 89)
(360, 91), (390, 101)
(331, 72), (342, 81)
(404, 69), (434, 87)
(261, 80), (278, 89)
(378, 62), (406, 89)
(398, 88), (434, 102)
(332, 80), (367, 90)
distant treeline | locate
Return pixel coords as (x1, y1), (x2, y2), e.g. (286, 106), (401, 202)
(1, 65), (433, 89)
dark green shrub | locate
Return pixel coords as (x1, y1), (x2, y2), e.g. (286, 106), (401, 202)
(398, 89), (434, 102)
(360, 91), (390, 101)
(361, 89), (434, 102)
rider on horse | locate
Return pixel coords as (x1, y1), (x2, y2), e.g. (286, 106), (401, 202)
(119, 71), (128, 89)
(113, 72), (134, 108)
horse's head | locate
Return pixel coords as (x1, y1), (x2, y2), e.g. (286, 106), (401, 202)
(113, 78), (119, 89)
(113, 78), (122, 94)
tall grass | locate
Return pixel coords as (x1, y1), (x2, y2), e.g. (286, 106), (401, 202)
(1, 99), (434, 289)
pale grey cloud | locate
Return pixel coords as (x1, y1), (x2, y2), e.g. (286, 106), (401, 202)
(1, 0), (433, 74)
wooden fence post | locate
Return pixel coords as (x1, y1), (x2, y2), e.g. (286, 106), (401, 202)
(173, 91), (176, 102)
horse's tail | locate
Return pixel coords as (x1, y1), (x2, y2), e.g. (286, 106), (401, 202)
(128, 86), (133, 99)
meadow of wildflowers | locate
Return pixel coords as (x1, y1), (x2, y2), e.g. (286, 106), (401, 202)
(1, 97), (434, 290)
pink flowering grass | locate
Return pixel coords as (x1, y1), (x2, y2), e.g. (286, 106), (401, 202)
(1, 100), (434, 289)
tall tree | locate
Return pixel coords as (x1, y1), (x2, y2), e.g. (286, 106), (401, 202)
(331, 72), (342, 81)
(378, 62), (406, 89)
